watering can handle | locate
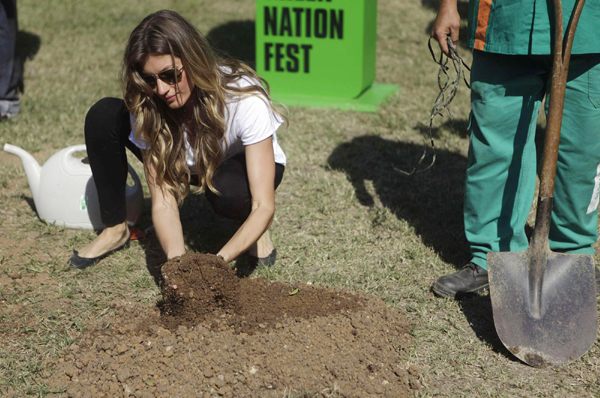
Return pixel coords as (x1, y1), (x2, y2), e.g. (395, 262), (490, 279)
(63, 144), (88, 158)
(64, 144), (142, 194)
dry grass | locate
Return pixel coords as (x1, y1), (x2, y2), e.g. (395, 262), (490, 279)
(1, 0), (599, 397)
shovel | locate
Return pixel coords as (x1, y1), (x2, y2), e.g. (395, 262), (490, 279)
(487, 0), (597, 367)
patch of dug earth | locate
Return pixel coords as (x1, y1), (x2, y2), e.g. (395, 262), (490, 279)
(159, 253), (241, 329)
(47, 253), (419, 397)
(160, 253), (370, 335)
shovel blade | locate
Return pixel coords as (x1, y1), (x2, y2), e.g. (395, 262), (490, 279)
(488, 249), (597, 367)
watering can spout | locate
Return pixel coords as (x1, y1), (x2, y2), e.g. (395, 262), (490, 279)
(3, 143), (42, 200)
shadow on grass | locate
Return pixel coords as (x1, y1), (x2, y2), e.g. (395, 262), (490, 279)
(18, 194), (37, 217)
(415, 118), (470, 139)
(16, 30), (41, 94)
(328, 133), (548, 356)
(328, 134), (470, 267)
(206, 20), (256, 69)
(458, 294), (523, 363)
(17, 30), (41, 60)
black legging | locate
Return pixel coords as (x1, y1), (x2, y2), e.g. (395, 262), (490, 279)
(85, 97), (284, 226)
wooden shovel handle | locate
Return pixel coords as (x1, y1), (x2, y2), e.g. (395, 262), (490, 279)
(532, 0), (586, 245)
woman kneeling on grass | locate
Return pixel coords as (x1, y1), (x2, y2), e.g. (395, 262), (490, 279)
(68, 10), (286, 269)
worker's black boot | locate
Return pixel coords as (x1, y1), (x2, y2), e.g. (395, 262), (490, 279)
(432, 262), (489, 299)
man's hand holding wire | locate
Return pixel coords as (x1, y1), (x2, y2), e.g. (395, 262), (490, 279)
(431, 0), (460, 57)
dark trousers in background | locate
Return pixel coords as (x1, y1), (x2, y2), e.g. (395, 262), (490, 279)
(84, 97), (284, 227)
(0, 0), (21, 116)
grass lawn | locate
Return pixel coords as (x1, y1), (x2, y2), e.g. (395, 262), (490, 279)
(1, 0), (599, 396)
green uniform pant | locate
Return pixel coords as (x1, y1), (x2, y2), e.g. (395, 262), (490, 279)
(465, 50), (600, 271)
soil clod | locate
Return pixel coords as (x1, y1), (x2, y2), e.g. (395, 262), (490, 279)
(160, 253), (240, 328)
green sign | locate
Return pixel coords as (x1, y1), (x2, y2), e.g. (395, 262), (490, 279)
(256, 0), (398, 112)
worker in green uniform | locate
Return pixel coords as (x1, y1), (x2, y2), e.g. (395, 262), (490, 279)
(430, 0), (600, 298)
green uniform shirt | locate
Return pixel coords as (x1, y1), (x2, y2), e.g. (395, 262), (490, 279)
(467, 0), (600, 55)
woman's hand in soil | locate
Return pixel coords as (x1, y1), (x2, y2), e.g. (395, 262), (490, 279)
(145, 161), (186, 259)
(161, 266), (185, 296)
(215, 138), (276, 262)
(162, 272), (178, 290)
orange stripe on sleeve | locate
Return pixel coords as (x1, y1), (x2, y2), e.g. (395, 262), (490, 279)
(474, 0), (493, 50)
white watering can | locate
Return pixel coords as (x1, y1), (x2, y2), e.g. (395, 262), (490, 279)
(3, 143), (143, 230)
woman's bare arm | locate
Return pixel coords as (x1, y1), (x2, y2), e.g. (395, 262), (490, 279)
(216, 137), (276, 262)
(145, 162), (186, 259)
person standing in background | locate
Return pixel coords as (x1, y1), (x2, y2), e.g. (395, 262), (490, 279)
(0, 0), (21, 119)
(430, 0), (600, 298)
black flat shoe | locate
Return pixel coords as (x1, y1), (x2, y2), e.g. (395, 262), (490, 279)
(249, 248), (277, 267)
(68, 238), (131, 270)
(432, 262), (489, 299)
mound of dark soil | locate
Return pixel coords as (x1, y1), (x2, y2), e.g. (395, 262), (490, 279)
(160, 253), (366, 335)
(46, 253), (419, 397)
(160, 253), (241, 329)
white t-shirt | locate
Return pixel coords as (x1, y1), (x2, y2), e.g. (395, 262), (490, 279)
(128, 75), (286, 166)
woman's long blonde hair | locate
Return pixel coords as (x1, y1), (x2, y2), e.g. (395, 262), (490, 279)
(122, 10), (283, 204)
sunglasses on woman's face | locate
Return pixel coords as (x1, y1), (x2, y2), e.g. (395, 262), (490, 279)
(141, 67), (184, 89)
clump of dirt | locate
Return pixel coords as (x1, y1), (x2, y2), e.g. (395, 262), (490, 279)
(160, 253), (240, 329)
(46, 253), (419, 397)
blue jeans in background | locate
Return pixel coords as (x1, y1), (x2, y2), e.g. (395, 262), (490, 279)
(0, 0), (20, 118)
